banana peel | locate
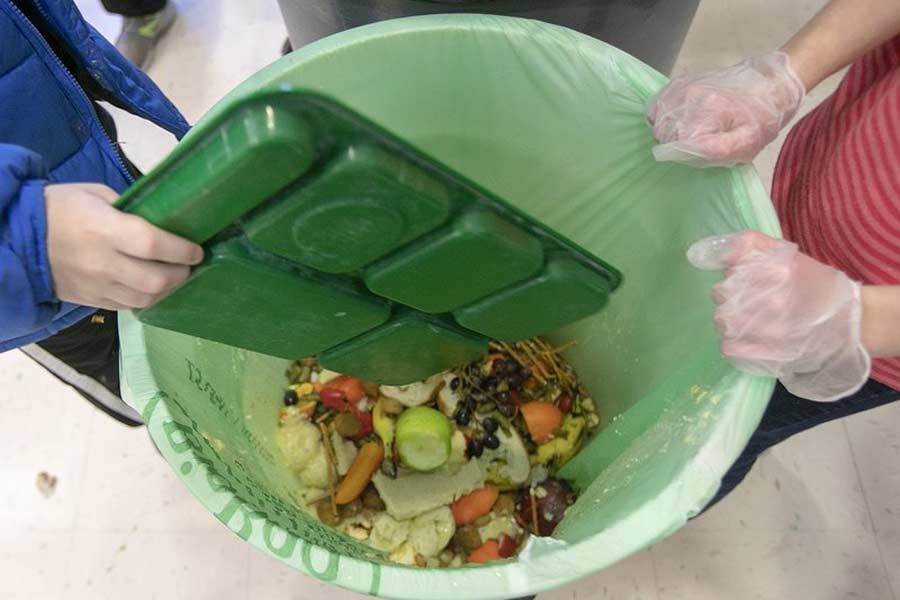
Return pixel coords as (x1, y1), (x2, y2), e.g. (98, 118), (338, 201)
(373, 398), (397, 475)
(533, 415), (586, 470)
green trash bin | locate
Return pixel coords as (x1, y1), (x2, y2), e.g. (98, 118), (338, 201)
(119, 15), (778, 600)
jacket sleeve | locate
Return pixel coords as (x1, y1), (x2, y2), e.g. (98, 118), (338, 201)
(0, 144), (59, 345)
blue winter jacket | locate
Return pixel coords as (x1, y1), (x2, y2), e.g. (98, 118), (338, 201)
(0, 0), (189, 350)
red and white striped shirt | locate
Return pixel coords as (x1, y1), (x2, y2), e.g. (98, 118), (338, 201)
(773, 35), (900, 390)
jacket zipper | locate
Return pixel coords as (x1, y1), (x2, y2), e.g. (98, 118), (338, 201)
(9, 0), (135, 183)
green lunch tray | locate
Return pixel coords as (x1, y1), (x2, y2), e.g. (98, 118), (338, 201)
(116, 88), (622, 384)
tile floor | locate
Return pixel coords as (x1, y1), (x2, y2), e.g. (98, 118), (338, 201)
(2, 0), (898, 599)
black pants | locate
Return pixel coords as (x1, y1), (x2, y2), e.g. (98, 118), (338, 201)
(101, 0), (165, 18)
(36, 310), (119, 391)
(704, 377), (900, 510)
(21, 306), (143, 425)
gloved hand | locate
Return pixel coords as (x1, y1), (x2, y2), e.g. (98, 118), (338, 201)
(688, 230), (870, 402)
(647, 52), (806, 167)
(46, 183), (204, 310)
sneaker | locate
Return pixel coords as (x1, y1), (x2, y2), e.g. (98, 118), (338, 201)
(115, 1), (177, 69)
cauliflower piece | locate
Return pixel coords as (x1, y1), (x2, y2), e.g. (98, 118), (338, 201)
(408, 506), (456, 558)
(276, 417), (323, 472)
(478, 513), (522, 542)
(366, 507), (455, 560)
(299, 447), (329, 489)
(388, 541), (418, 566)
(346, 525), (370, 541)
(368, 513), (411, 553)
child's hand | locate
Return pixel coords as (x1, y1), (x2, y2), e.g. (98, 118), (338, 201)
(45, 183), (204, 310)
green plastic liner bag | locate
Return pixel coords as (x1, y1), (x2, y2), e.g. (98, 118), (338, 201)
(119, 14), (779, 600)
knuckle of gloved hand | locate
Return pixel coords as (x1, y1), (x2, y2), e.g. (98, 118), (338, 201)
(720, 339), (742, 359)
(653, 113), (682, 142)
(713, 313), (731, 337)
(756, 293), (788, 318)
(694, 89), (733, 113)
(766, 261), (794, 286)
(720, 340), (768, 368)
(743, 293), (781, 322)
(712, 279), (740, 305)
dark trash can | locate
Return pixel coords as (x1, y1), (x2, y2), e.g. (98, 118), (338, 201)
(277, 0), (700, 75)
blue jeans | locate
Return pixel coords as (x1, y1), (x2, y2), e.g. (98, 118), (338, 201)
(705, 377), (900, 509)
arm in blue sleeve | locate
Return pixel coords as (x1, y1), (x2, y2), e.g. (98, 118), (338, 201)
(0, 144), (59, 345)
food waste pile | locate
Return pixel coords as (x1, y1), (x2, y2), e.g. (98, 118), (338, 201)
(276, 338), (600, 567)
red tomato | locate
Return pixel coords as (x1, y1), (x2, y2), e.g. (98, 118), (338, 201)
(497, 534), (518, 558)
(323, 376), (366, 403)
(318, 387), (347, 411)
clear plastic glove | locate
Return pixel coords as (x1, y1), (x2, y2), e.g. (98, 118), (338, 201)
(45, 183), (204, 310)
(647, 52), (805, 167)
(688, 230), (870, 402)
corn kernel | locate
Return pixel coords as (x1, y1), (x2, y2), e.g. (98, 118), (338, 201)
(293, 382), (315, 396)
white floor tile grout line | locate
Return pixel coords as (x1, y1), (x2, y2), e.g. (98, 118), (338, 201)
(841, 419), (898, 600)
